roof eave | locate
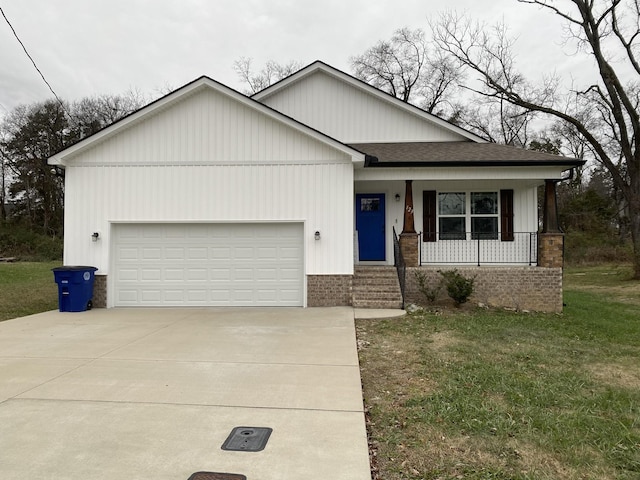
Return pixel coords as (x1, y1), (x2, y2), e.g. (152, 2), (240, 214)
(365, 159), (587, 168)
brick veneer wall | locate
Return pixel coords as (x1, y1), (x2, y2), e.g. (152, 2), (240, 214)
(404, 266), (564, 313)
(93, 275), (107, 308)
(307, 275), (353, 307)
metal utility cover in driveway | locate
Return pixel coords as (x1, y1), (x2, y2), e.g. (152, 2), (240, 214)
(188, 473), (247, 480)
(221, 427), (273, 452)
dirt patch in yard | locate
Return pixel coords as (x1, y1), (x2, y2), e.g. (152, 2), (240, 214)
(588, 362), (640, 390)
(427, 330), (462, 353)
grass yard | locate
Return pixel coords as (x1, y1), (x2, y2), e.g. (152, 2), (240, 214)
(358, 265), (640, 480)
(0, 261), (60, 321)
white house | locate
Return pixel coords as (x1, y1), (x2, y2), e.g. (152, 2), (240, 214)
(49, 61), (583, 312)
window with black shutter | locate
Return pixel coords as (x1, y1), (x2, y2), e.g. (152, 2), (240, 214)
(500, 189), (514, 241)
(422, 190), (436, 242)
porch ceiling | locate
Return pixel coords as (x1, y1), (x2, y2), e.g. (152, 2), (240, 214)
(349, 142), (584, 168)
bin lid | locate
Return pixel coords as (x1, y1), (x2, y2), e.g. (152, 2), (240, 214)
(52, 266), (98, 272)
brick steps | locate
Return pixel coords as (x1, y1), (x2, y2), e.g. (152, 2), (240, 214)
(352, 266), (403, 309)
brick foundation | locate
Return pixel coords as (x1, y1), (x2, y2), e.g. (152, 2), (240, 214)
(538, 233), (565, 268)
(307, 275), (353, 307)
(404, 266), (564, 313)
(93, 275), (107, 308)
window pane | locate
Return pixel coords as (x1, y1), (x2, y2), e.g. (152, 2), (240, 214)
(439, 217), (466, 240)
(471, 217), (498, 240)
(471, 192), (497, 214)
(439, 192), (465, 215)
(361, 198), (380, 212)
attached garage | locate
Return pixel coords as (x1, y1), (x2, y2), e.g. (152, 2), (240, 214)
(49, 74), (362, 309)
(111, 223), (304, 307)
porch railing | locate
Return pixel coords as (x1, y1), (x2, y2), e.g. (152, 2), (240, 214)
(392, 227), (406, 309)
(420, 232), (538, 266)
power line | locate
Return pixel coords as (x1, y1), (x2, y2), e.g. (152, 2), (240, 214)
(0, 5), (68, 113)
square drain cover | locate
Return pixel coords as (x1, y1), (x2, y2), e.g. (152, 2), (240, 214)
(188, 473), (246, 480)
(221, 426), (272, 452)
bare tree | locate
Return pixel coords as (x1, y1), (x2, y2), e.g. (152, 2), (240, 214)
(456, 98), (538, 146)
(0, 91), (148, 235)
(234, 57), (303, 95)
(69, 90), (147, 139)
(433, 1), (640, 278)
(350, 27), (463, 116)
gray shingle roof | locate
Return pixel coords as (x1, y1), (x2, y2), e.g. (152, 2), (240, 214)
(348, 142), (584, 167)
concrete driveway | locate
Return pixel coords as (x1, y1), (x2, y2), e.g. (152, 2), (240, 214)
(0, 307), (371, 480)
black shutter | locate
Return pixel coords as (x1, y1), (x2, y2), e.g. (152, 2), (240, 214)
(500, 189), (514, 241)
(423, 190), (437, 242)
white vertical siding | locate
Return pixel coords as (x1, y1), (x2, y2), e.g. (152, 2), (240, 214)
(67, 88), (349, 166)
(64, 163), (354, 275)
(62, 83), (358, 277)
(259, 71), (466, 143)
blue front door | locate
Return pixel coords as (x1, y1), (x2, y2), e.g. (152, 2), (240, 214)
(356, 194), (386, 261)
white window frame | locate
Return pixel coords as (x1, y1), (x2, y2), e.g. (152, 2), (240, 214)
(438, 191), (500, 241)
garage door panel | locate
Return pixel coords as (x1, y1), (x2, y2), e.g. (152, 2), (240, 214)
(165, 247), (185, 259)
(113, 223), (303, 306)
(117, 290), (138, 302)
(141, 289), (161, 302)
(142, 248), (162, 260)
(141, 268), (161, 281)
(164, 290), (185, 302)
(118, 247), (139, 260)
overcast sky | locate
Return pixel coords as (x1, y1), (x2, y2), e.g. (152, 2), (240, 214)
(0, 0), (586, 115)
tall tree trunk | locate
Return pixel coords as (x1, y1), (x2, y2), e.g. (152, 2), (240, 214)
(630, 191), (640, 279)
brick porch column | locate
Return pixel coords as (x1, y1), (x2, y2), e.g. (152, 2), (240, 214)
(538, 233), (565, 268)
(539, 179), (564, 268)
(400, 180), (419, 266)
(399, 233), (420, 267)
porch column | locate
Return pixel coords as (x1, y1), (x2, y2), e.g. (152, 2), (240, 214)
(400, 180), (419, 267)
(401, 180), (416, 234)
(539, 179), (565, 268)
(542, 179), (560, 233)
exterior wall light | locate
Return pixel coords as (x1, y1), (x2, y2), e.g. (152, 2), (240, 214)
(314, 231), (321, 241)
(91, 232), (100, 242)
(395, 193), (401, 202)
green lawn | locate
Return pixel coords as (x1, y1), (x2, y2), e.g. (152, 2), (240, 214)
(0, 261), (60, 321)
(358, 265), (640, 479)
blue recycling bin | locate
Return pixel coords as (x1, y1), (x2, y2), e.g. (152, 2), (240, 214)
(52, 266), (98, 312)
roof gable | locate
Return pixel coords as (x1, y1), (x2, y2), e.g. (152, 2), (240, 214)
(49, 76), (366, 167)
(253, 61), (485, 144)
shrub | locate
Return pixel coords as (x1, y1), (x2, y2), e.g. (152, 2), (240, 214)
(439, 269), (475, 307)
(414, 270), (441, 303)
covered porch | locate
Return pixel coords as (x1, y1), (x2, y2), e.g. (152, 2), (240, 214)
(352, 141), (576, 270)
(354, 178), (562, 268)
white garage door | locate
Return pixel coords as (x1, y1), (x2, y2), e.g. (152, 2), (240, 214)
(112, 223), (304, 306)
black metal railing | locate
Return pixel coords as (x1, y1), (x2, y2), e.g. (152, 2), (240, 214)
(420, 232), (538, 266)
(392, 227), (406, 309)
